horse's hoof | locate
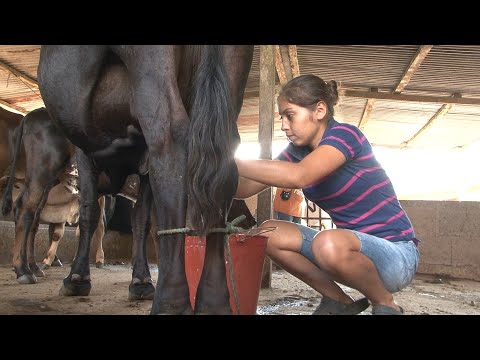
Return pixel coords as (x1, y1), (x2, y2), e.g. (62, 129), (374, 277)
(95, 262), (104, 269)
(41, 263), (50, 270)
(59, 276), (91, 296)
(17, 274), (38, 284)
(128, 292), (154, 301)
(128, 280), (155, 301)
(59, 284), (91, 296)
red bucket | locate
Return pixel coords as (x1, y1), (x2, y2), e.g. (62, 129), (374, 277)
(184, 234), (267, 315)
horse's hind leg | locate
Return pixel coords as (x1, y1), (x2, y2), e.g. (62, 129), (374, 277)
(115, 46), (191, 314)
(193, 46), (254, 314)
(194, 172), (240, 314)
(147, 149), (190, 315)
(128, 174), (156, 301)
(194, 231), (232, 314)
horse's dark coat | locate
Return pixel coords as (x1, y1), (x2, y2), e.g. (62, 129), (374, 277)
(38, 45), (254, 314)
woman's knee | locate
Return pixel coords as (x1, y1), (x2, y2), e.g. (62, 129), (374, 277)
(259, 220), (300, 254)
(311, 230), (353, 267)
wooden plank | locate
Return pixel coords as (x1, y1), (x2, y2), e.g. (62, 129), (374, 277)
(258, 45), (275, 289)
(275, 45), (288, 85)
(394, 45), (433, 93)
(357, 87), (378, 131)
(342, 89), (480, 106)
(0, 60), (38, 89)
(247, 87), (480, 106)
(401, 102), (454, 148)
(0, 99), (27, 115)
(287, 45), (300, 78)
(280, 45), (293, 80)
(357, 98), (376, 131)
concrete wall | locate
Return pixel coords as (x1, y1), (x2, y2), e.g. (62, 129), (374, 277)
(0, 221), (156, 265)
(1, 200), (479, 281)
(401, 200), (480, 281)
(0, 221), (79, 265)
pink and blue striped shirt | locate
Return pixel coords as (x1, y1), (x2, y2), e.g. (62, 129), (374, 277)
(276, 118), (415, 243)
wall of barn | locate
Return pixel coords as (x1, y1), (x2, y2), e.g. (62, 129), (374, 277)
(1, 200), (479, 282)
(401, 200), (480, 282)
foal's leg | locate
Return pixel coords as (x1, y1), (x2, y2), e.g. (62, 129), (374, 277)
(12, 183), (50, 283)
(26, 183), (56, 279)
(91, 195), (106, 268)
(41, 222), (65, 269)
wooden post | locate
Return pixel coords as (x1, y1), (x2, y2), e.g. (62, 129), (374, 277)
(258, 45), (275, 288)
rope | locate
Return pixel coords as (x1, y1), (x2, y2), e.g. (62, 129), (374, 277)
(156, 214), (247, 314)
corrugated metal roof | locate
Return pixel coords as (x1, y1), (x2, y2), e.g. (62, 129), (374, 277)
(298, 45), (420, 90)
(1, 45), (480, 150)
(408, 45), (480, 93)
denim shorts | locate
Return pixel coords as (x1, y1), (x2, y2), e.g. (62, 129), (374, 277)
(297, 224), (420, 293)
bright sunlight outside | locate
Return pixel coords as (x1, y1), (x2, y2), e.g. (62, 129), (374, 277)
(235, 140), (480, 201)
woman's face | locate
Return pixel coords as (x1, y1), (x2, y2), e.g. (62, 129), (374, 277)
(278, 98), (327, 149)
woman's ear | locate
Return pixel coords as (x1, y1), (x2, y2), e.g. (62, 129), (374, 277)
(316, 101), (327, 120)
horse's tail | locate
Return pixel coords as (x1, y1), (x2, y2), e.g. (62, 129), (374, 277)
(1, 114), (26, 216)
(187, 46), (239, 233)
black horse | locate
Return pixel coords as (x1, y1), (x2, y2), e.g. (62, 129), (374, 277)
(38, 45), (254, 314)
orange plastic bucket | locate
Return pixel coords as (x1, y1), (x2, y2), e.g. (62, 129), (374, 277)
(184, 234), (267, 314)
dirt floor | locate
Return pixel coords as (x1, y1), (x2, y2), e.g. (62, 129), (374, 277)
(1, 262), (480, 315)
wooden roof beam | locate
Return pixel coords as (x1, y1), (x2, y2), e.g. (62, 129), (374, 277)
(0, 99), (27, 115)
(247, 87), (480, 105)
(357, 87), (377, 130)
(287, 45), (300, 78)
(274, 45), (288, 85)
(357, 98), (376, 131)
(357, 46), (432, 132)
(394, 45), (433, 94)
(341, 89), (480, 106)
(274, 45), (301, 88)
(0, 60), (38, 89)
(401, 95), (460, 148)
(279, 46), (293, 80)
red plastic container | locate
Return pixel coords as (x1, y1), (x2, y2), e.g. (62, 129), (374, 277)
(184, 234), (267, 315)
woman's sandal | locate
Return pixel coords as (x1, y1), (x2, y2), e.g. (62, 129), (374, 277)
(312, 296), (370, 315)
(372, 304), (404, 315)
